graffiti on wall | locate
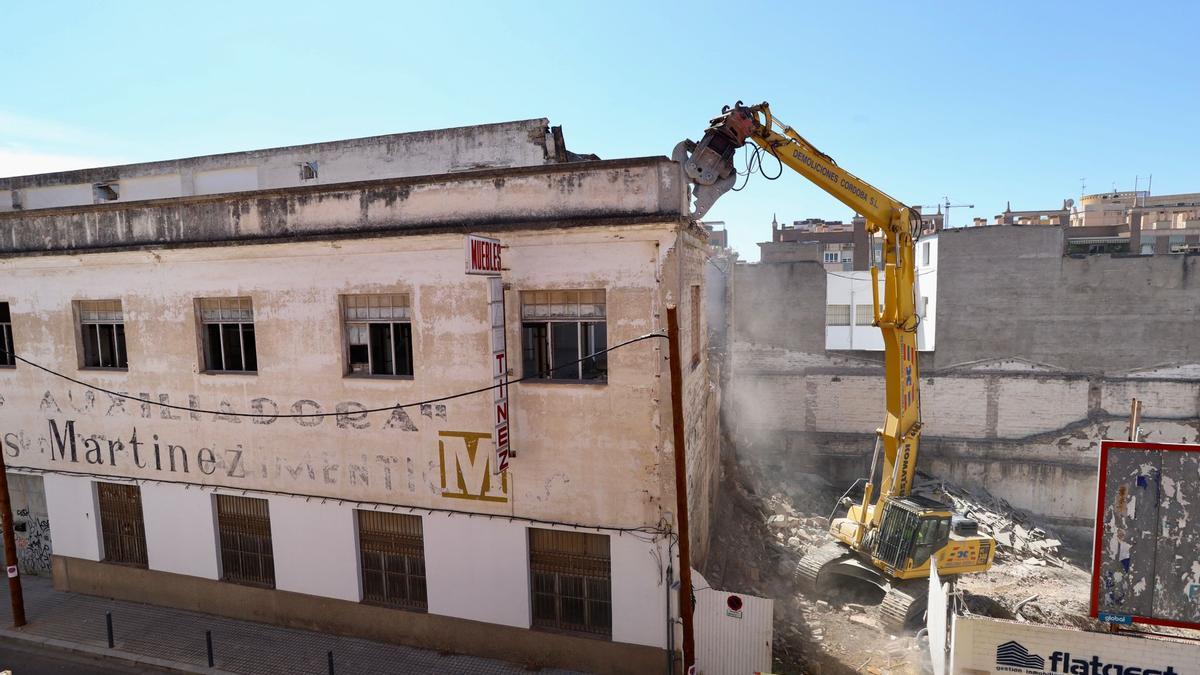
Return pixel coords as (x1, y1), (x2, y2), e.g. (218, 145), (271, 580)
(13, 507), (52, 576)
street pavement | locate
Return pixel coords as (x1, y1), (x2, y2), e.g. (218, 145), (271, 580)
(0, 574), (582, 674)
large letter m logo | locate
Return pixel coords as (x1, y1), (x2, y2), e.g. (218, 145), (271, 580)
(438, 431), (508, 502)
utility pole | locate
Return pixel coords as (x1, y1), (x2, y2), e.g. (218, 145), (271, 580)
(666, 305), (694, 674)
(0, 448), (27, 627)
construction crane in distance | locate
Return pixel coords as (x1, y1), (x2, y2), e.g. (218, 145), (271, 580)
(920, 197), (974, 230)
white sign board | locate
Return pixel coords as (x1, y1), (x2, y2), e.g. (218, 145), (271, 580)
(465, 234), (503, 276)
(950, 615), (1196, 675)
(928, 558), (948, 675)
(488, 276), (510, 474)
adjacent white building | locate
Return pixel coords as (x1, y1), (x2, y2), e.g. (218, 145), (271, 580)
(825, 233), (937, 352)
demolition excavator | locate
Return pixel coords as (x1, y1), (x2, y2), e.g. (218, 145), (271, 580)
(676, 102), (995, 629)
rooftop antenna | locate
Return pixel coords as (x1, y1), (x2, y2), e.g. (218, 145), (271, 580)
(1080, 177), (1086, 198)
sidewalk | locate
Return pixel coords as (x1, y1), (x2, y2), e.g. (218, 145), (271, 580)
(0, 575), (581, 674)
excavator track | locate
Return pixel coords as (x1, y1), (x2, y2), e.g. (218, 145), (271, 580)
(793, 543), (853, 595)
(879, 580), (929, 632)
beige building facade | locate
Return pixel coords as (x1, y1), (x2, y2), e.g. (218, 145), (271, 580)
(0, 126), (718, 673)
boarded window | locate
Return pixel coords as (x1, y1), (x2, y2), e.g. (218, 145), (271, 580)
(199, 297), (257, 372)
(358, 511), (427, 609)
(79, 300), (127, 369)
(343, 294), (414, 377)
(0, 302), (13, 367)
(529, 528), (611, 637)
(826, 304), (851, 326)
(97, 482), (147, 567)
(520, 290), (606, 382)
(216, 495), (274, 587)
(855, 304), (875, 326)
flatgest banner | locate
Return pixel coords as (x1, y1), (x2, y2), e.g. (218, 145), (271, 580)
(950, 615), (1195, 675)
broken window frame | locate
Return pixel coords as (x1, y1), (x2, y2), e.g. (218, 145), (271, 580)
(342, 294), (414, 378)
(78, 300), (128, 369)
(0, 302), (14, 367)
(519, 290), (607, 383)
(528, 528), (612, 638)
(198, 297), (257, 374)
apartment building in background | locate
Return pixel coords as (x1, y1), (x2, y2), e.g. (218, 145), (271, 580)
(0, 122), (719, 674)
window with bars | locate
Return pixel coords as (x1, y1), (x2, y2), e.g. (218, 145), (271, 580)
(529, 528), (611, 637)
(216, 495), (275, 587)
(520, 290), (607, 382)
(0, 302), (13, 367)
(855, 304), (875, 326)
(826, 304), (851, 326)
(97, 482), (148, 567)
(78, 300), (127, 369)
(199, 298), (257, 373)
(358, 511), (427, 610)
(342, 294), (414, 377)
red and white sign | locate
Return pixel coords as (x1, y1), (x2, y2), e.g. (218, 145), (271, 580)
(488, 276), (510, 474)
(466, 234), (504, 276)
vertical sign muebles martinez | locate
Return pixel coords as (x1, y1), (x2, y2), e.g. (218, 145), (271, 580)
(465, 234), (511, 475)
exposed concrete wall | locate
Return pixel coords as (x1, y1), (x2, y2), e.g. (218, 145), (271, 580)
(935, 226), (1200, 372)
(727, 348), (1200, 529)
(0, 119), (562, 212)
(722, 234), (1199, 531)
(731, 261), (827, 356)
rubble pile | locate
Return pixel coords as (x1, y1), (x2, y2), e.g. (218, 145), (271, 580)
(912, 473), (1067, 566)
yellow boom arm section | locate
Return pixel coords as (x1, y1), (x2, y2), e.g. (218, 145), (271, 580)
(694, 102), (923, 529)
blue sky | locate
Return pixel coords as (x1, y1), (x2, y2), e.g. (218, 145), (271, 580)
(3, 1), (1197, 260)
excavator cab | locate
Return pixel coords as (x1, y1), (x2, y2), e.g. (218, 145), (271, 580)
(872, 496), (952, 574)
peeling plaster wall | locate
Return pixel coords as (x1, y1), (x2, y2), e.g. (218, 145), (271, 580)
(0, 154), (718, 657)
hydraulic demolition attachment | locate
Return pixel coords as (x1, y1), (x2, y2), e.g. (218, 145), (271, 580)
(677, 102), (995, 629)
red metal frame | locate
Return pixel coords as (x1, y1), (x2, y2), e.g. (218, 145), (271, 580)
(1090, 439), (1200, 630)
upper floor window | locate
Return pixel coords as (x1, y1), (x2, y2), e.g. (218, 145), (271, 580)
(855, 304), (875, 326)
(0, 302), (13, 367)
(521, 290), (606, 382)
(922, 242), (931, 266)
(343, 294), (413, 377)
(78, 300), (127, 369)
(826, 304), (851, 327)
(199, 297), (257, 373)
